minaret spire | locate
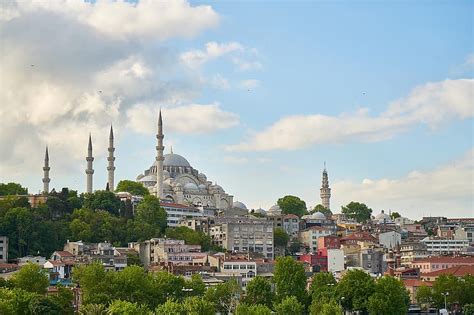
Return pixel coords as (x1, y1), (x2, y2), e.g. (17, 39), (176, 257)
(320, 163), (331, 210)
(42, 146), (50, 194)
(107, 125), (116, 191)
(86, 133), (94, 193)
(155, 110), (165, 198)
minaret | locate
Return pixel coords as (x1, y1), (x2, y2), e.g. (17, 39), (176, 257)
(155, 110), (165, 199)
(86, 134), (94, 193)
(42, 146), (50, 194)
(320, 162), (331, 210)
(107, 125), (116, 191)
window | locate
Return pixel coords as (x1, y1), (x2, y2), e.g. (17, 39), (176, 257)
(224, 265), (231, 270)
(240, 265), (247, 269)
(233, 265), (239, 270)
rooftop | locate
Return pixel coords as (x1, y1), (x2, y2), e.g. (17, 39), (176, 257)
(413, 256), (474, 264)
(422, 265), (474, 277)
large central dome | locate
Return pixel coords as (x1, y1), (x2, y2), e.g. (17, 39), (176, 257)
(163, 153), (191, 167)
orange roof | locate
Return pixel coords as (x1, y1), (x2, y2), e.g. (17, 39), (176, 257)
(340, 231), (376, 241)
(403, 279), (433, 287)
(414, 256), (474, 264)
(54, 251), (74, 257)
(422, 265), (474, 277)
(284, 214), (299, 219)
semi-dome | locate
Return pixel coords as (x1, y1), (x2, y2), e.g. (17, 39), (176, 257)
(198, 183), (207, 191)
(183, 182), (199, 192)
(163, 153), (191, 167)
(233, 201), (248, 210)
(254, 208), (266, 215)
(198, 173), (207, 182)
(138, 174), (156, 183)
(375, 210), (392, 223)
(268, 204), (282, 215)
(163, 169), (170, 179)
(311, 211), (326, 220)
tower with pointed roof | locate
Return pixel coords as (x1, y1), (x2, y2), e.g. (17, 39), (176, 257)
(155, 110), (165, 199)
(86, 134), (94, 193)
(320, 163), (331, 210)
(42, 146), (50, 194)
(107, 125), (116, 191)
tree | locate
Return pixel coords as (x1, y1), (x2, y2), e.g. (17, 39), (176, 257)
(273, 256), (307, 304)
(390, 212), (401, 220)
(464, 304), (474, 315)
(183, 296), (216, 315)
(310, 298), (343, 315)
(312, 204), (332, 217)
(341, 202), (372, 223)
(288, 240), (302, 255)
(0, 183), (28, 196)
(204, 279), (241, 314)
(185, 274), (206, 297)
(277, 195), (307, 217)
(73, 263), (112, 305)
(0, 287), (38, 315)
(431, 274), (467, 309)
(79, 303), (107, 315)
(49, 286), (74, 315)
(236, 303), (272, 315)
(154, 299), (185, 315)
(126, 253), (142, 266)
(242, 276), (274, 308)
(309, 272), (337, 300)
(83, 191), (121, 216)
(415, 285), (433, 306)
(274, 228), (289, 248)
(28, 296), (63, 315)
(135, 195), (167, 233)
(274, 296), (304, 314)
(115, 180), (149, 196)
(0, 207), (35, 258)
(335, 269), (375, 312)
(367, 276), (409, 315)
(106, 300), (150, 315)
(12, 263), (49, 294)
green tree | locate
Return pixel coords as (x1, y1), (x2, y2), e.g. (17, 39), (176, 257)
(367, 276), (409, 315)
(390, 211), (401, 219)
(28, 296), (62, 315)
(310, 272), (337, 300)
(274, 228), (289, 248)
(108, 265), (153, 306)
(277, 195), (307, 217)
(79, 303), (107, 315)
(274, 295), (304, 314)
(73, 263), (112, 305)
(152, 271), (187, 305)
(0, 287), (38, 315)
(183, 296), (216, 315)
(49, 286), (74, 315)
(273, 256), (307, 304)
(464, 304), (474, 315)
(83, 191), (121, 216)
(415, 285), (433, 306)
(12, 263), (49, 294)
(242, 276), (274, 308)
(312, 204), (332, 217)
(185, 274), (206, 297)
(204, 279), (241, 314)
(341, 201), (373, 223)
(0, 207), (35, 258)
(431, 274), (466, 309)
(0, 183), (28, 196)
(154, 299), (185, 315)
(135, 195), (167, 233)
(107, 300), (150, 315)
(126, 253), (142, 266)
(310, 298), (343, 315)
(335, 269), (375, 312)
(115, 180), (150, 196)
(236, 303), (272, 315)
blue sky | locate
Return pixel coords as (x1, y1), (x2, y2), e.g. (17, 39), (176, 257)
(0, 0), (472, 218)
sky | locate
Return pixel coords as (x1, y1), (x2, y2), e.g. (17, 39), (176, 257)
(0, 0), (472, 219)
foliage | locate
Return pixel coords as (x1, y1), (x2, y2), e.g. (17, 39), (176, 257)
(274, 228), (289, 248)
(309, 272), (337, 300)
(204, 278), (241, 314)
(390, 211), (401, 219)
(277, 195), (307, 217)
(107, 300), (150, 315)
(165, 226), (212, 251)
(183, 296), (216, 315)
(115, 180), (150, 196)
(312, 204), (332, 217)
(310, 298), (343, 315)
(49, 286), (75, 315)
(12, 263), (49, 294)
(184, 274), (206, 297)
(154, 299), (185, 315)
(126, 253), (142, 266)
(0, 183), (28, 196)
(367, 276), (409, 315)
(431, 274), (473, 309)
(415, 285), (433, 305)
(242, 276), (274, 308)
(335, 269), (375, 312)
(69, 208), (125, 244)
(236, 303), (272, 315)
(83, 191), (121, 216)
(274, 295), (304, 314)
(0, 287), (38, 315)
(135, 195), (167, 234)
(288, 240), (302, 254)
(28, 295), (63, 314)
(79, 303), (107, 315)
(464, 303), (474, 315)
(341, 201), (373, 223)
(273, 256), (307, 304)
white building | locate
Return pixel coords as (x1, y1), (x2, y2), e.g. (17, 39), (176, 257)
(130, 238), (201, 267)
(221, 260), (257, 289)
(378, 230), (402, 250)
(161, 202), (204, 227)
(18, 256), (46, 266)
(420, 237), (469, 255)
(0, 236), (7, 263)
(327, 248), (345, 273)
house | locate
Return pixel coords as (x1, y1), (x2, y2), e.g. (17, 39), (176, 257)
(410, 256), (474, 273)
(378, 230), (402, 250)
(420, 265), (474, 282)
(419, 237), (469, 255)
(300, 226), (334, 253)
(43, 260), (74, 285)
(403, 279), (433, 303)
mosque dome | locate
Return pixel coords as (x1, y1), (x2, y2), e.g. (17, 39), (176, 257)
(198, 173), (207, 183)
(375, 210), (392, 223)
(311, 211), (326, 220)
(136, 174), (144, 180)
(233, 201), (248, 210)
(268, 204), (282, 215)
(164, 153), (191, 167)
(254, 208), (266, 215)
(198, 183), (207, 191)
(183, 182), (199, 192)
(138, 174), (156, 183)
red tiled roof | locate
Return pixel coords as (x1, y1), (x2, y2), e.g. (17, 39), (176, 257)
(340, 231), (376, 241)
(403, 279), (433, 287)
(161, 202), (196, 210)
(284, 214), (299, 219)
(46, 260), (65, 266)
(422, 265), (474, 277)
(0, 263), (18, 269)
(54, 251), (74, 257)
(413, 256), (474, 264)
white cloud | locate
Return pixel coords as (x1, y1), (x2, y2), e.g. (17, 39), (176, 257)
(6, 0), (219, 40)
(223, 156), (249, 164)
(208, 74), (231, 90)
(126, 103), (240, 135)
(240, 79), (261, 90)
(227, 79), (474, 151)
(180, 42), (243, 69)
(331, 149), (474, 218)
(232, 58), (263, 71)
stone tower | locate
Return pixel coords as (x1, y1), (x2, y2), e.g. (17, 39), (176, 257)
(42, 146), (50, 194)
(86, 134), (94, 193)
(107, 125), (116, 191)
(320, 163), (331, 210)
(155, 110), (165, 199)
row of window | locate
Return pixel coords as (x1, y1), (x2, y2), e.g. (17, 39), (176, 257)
(223, 264), (256, 270)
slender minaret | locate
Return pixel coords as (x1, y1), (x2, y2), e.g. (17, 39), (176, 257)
(86, 134), (94, 193)
(320, 162), (331, 210)
(155, 110), (165, 198)
(42, 146), (50, 194)
(107, 125), (116, 191)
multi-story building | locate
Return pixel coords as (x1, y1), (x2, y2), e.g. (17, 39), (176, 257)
(210, 217), (274, 259)
(317, 235), (340, 250)
(130, 238), (201, 267)
(399, 242), (428, 266)
(17, 256), (46, 266)
(378, 230), (402, 250)
(0, 236), (8, 263)
(410, 256), (474, 273)
(394, 217), (415, 226)
(282, 214), (300, 238)
(300, 226), (334, 252)
(454, 225), (474, 245)
(179, 217), (215, 235)
(221, 258), (257, 289)
(420, 265), (474, 282)
(161, 202), (204, 227)
(420, 237), (469, 255)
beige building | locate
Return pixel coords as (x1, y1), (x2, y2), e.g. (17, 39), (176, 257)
(130, 238), (201, 267)
(210, 217), (274, 259)
(300, 226), (334, 252)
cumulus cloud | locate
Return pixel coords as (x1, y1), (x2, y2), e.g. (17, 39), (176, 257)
(331, 149), (474, 218)
(227, 79), (474, 151)
(126, 103), (239, 135)
(232, 58), (263, 71)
